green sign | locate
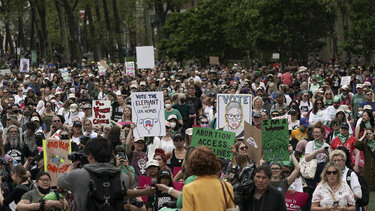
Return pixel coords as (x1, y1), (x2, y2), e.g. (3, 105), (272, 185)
(31, 50), (37, 65)
(191, 127), (235, 159)
(261, 119), (289, 162)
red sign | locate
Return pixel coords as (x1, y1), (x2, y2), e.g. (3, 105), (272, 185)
(285, 191), (309, 211)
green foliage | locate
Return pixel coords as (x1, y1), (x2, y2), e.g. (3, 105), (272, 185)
(344, 0), (375, 57)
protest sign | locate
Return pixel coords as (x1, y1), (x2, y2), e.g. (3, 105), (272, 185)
(191, 127), (235, 159)
(131, 92), (166, 138)
(92, 100), (112, 127)
(31, 50), (37, 64)
(285, 191), (309, 211)
(244, 121), (262, 163)
(272, 53), (280, 59)
(0, 69), (11, 76)
(125, 61), (135, 76)
(20, 58), (30, 73)
(261, 118), (289, 162)
(209, 56), (219, 65)
(217, 94), (252, 139)
(136, 46), (155, 69)
(273, 114), (292, 129)
(60, 68), (69, 81)
(97, 60), (109, 76)
(341, 76), (351, 86)
(43, 138), (71, 186)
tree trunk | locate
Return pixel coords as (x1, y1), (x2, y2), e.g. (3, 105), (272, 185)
(113, 0), (124, 63)
(55, 0), (71, 63)
(36, 0), (52, 61)
(102, 0), (114, 60)
(95, 0), (104, 58)
(18, 15), (25, 49)
(30, 4), (36, 51)
(5, 21), (14, 54)
(82, 9), (88, 53)
(62, 0), (81, 62)
(86, 4), (98, 61)
(154, 0), (169, 42)
(144, 0), (153, 45)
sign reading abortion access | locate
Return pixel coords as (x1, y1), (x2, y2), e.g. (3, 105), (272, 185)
(92, 100), (112, 126)
(261, 118), (289, 162)
(191, 127), (235, 159)
(217, 94), (252, 139)
(131, 92), (166, 138)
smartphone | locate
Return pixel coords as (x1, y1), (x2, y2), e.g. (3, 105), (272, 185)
(324, 147), (329, 151)
(333, 201), (339, 208)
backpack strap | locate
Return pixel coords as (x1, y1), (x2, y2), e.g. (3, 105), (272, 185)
(346, 169), (352, 189)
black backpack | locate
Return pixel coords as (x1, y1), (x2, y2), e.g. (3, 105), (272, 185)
(346, 169), (369, 207)
(84, 167), (127, 211)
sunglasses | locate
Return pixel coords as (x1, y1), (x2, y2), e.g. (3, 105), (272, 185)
(53, 120), (61, 123)
(239, 146), (248, 151)
(174, 138), (184, 142)
(327, 170), (338, 175)
(201, 121), (209, 124)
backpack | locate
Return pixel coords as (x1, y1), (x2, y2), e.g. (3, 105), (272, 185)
(346, 169), (369, 207)
(84, 167), (127, 211)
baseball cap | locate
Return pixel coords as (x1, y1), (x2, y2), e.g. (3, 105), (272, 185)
(31, 116), (39, 122)
(83, 104), (91, 109)
(134, 137), (145, 143)
(300, 118), (310, 127)
(130, 84), (138, 89)
(158, 169), (172, 178)
(341, 85), (349, 90)
(70, 103), (78, 112)
(140, 81), (146, 86)
(146, 160), (159, 168)
(167, 114), (178, 121)
(173, 132), (184, 140)
(68, 93), (76, 99)
(356, 84), (363, 89)
(340, 122), (349, 129)
(253, 112), (262, 118)
(73, 121), (82, 127)
(364, 82), (371, 87)
(364, 105), (372, 111)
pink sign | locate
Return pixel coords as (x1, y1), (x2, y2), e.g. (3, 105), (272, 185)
(285, 191), (309, 211)
(138, 176), (152, 202)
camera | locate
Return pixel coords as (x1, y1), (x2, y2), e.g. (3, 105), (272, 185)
(125, 198), (144, 208)
(68, 151), (88, 168)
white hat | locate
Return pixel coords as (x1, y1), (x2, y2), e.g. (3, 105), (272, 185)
(341, 85), (349, 90)
(70, 103), (78, 113)
(167, 114), (178, 121)
(68, 93), (76, 99)
(31, 116), (39, 122)
(364, 82), (371, 87)
(130, 84), (138, 89)
(140, 81), (146, 86)
(356, 84), (363, 89)
(146, 159), (159, 168)
(185, 128), (193, 136)
(364, 105), (372, 111)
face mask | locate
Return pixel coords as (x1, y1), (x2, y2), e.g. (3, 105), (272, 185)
(13, 110), (19, 114)
(165, 104), (171, 109)
(170, 122), (176, 128)
(37, 186), (51, 194)
(61, 135), (70, 140)
(358, 111), (363, 117)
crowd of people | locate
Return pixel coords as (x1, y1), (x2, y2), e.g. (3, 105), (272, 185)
(0, 58), (373, 211)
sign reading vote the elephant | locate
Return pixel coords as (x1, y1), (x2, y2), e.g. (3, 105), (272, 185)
(216, 94), (252, 139)
(261, 118), (289, 162)
(131, 92), (166, 138)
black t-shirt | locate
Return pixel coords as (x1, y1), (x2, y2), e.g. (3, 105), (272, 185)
(186, 97), (202, 117)
(4, 145), (31, 165)
(239, 185), (287, 211)
(146, 190), (176, 210)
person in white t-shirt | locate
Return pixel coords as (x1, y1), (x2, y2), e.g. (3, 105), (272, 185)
(299, 91), (313, 118)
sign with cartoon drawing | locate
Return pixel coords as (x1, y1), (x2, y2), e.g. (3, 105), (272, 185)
(20, 58), (30, 73)
(131, 92), (166, 138)
(217, 94), (252, 139)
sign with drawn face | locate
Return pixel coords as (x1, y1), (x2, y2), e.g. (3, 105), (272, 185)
(131, 92), (166, 138)
(217, 94), (252, 139)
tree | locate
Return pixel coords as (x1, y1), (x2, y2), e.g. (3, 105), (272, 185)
(344, 0), (375, 63)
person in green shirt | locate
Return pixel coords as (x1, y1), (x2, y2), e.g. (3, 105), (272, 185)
(351, 84), (366, 119)
(165, 99), (183, 125)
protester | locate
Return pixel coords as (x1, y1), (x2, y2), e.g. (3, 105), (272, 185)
(182, 146), (235, 210)
(311, 162), (355, 210)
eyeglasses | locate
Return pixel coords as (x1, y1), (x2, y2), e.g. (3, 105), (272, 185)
(271, 168), (281, 171)
(226, 114), (242, 120)
(239, 146), (248, 151)
(316, 102), (322, 105)
(326, 170), (338, 175)
(53, 120), (61, 123)
(201, 121), (209, 124)
(303, 95), (309, 97)
(3, 91), (8, 94)
(39, 178), (51, 183)
(272, 114), (280, 117)
(174, 139), (184, 142)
